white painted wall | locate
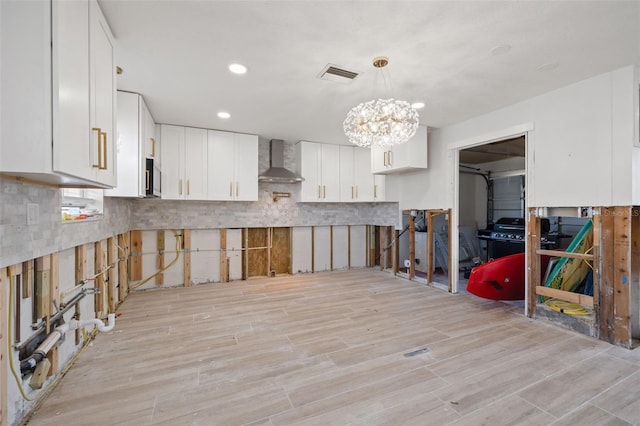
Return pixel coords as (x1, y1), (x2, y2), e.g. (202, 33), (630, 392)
(332, 226), (349, 270)
(292, 227), (312, 273)
(388, 65), (638, 211)
(350, 225), (367, 268)
(313, 226), (331, 272)
(191, 230), (220, 285)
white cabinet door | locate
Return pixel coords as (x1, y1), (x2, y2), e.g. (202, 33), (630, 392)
(105, 91), (141, 197)
(297, 142), (321, 201)
(320, 143), (340, 202)
(233, 133), (258, 201)
(353, 147), (374, 201)
(207, 130), (235, 200)
(184, 127), (208, 200)
(142, 100), (157, 162)
(160, 125), (184, 200)
(339, 146), (355, 201)
(52, 0), (92, 182)
(374, 174), (386, 201)
(90, 0), (116, 187)
(370, 125), (428, 175)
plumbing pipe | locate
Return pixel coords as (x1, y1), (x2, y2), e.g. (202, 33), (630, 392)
(20, 314), (116, 374)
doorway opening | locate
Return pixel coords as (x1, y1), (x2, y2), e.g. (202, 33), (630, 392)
(457, 135), (527, 296)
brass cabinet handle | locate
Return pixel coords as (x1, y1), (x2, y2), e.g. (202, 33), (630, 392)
(355, 186), (358, 199)
(230, 181), (233, 197)
(179, 179), (183, 195)
(388, 150), (393, 166)
(351, 186), (354, 199)
(383, 151), (387, 167)
(236, 181), (239, 197)
(101, 131), (108, 170)
(323, 185), (326, 199)
(374, 185), (377, 198)
(145, 170), (150, 191)
(318, 185), (321, 199)
(92, 127), (102, 168)
(151, 137), (156, 157)
(187, 179), (190, 195)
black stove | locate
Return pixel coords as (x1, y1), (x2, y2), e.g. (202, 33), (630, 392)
(477, 217), (552, 259)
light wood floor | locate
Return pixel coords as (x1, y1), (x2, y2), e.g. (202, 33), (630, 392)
(27, 269), (640, 425)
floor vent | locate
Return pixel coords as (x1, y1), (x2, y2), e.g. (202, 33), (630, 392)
(404, 347), (429, 357)
(318, 64), (360, 84)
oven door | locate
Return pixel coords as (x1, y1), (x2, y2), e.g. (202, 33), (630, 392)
(145, 158), (161, 197)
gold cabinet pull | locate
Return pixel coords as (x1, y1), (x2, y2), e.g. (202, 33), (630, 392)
(355, 186), (358, 199)
(383, 151), (387, 167)
(101, 131), (108, 170)
(323, 185), (326, 199)
(187, 179), (190, 195)
(92, 127), (102, 168)
(318, 185), (321, 199)
(236, 181), (239, 197)
(374, 185), (377, 198)
(388, 150), (393, 166)
(150, 137), (156, 157)
(179, 179), (183, 195)
(230, 181), (233, 197)
(145, 170), (150, 191)
(351, 186), (354, 199)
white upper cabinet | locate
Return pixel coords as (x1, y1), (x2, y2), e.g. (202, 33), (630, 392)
(340, 146), (376, 202)
(0, 0), (116, 187)
(297, 141), (340, 202)
(105, 91), (158, 198)
(371, 125), (428, 174)
(207, 130), (258, 201)
(160, 125), (208, 200)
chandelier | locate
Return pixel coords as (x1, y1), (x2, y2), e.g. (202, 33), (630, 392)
(343, 56), (419, 148)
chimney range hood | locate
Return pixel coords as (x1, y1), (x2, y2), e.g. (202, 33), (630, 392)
(258, 139), (304, 183)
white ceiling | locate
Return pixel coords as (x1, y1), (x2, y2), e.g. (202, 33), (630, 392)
(100, 0), (640, 145)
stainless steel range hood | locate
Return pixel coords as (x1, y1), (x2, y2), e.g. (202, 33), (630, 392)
(258, 139), (304, 183)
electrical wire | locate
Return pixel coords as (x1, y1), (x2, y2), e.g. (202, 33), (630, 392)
(7, 272), (35, 401)
(129, 230), (183, 291)
(544, 299), (592, 316)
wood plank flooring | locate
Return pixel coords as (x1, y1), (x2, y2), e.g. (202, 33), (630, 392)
(27, 269), (640, 425)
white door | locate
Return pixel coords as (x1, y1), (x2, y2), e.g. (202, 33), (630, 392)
(320, 144), (340, 202)
(207, 130), (235, 200)
(52, 0), (92, 181)
(233, 133), (259, 201)
(160, 125), (184, 200)
(298, 142), (321, 201)
(184, 127), (208, 200)
(339, 146), (355, 201)
(353, 147), (374, 201)
(90, 0), (116, 186)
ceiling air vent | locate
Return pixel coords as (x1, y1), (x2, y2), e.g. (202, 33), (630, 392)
(318, 64), (360, 84)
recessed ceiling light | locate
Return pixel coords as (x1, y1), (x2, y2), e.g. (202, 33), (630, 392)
(490, 44), (512, 56)
(537, 62), (559, 72)
(411, 102), (425, 109)
(228, 63), (248, 74)
(217, 111), (231, 119)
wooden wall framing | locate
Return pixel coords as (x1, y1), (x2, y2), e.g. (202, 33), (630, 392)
(528, 206), (637, 348)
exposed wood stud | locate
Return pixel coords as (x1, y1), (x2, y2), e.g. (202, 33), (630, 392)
(393, 229), (399, 274)
(348, 225), (352, 270)
(600, 208), (615, 343)
(75, 245), (86, 345)
(427, 213), (434, 284)
(592, 211), (602, 340)
(156, 231), (165, 286)
(35, 255), (51, 332)
(129, 230), (143, 281)
(0, 268), (7, 426)
(535, 286), (594, 307)
(220, 229), (228, 283)
(22, 260), (33, 299)
(94, 240), (105, 316)
(446, 209), (453, 292)
(409, 213), (416, 279)
(107, 238), (117, 312)
(117, 233), (129, 303)
(527, 208), (541, 318)
(631, 207), (640, 341)
(47, 253), (59, 376)
(183, 229), (191, 287)
(613, 207), (631, 347)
